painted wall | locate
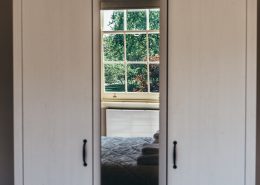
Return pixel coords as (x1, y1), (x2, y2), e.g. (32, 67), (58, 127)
(0, 0), (14, 184)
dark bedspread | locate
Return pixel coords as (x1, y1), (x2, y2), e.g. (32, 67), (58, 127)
(101, 137), (158, 185)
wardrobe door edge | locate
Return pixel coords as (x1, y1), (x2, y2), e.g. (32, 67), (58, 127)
(93, 0), (101, 185)
(13, 0), (23, 184)
(246, 0), (257, 184)
(159, 0), (168, 185)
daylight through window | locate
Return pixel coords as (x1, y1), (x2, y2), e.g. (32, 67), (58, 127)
(102, 9), (160, 99)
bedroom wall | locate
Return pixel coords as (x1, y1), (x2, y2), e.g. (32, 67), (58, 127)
(0, 0), (14, 184)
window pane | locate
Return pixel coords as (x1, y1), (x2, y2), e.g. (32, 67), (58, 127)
(127, 10), (146, 30)
(103, 34), (124, 61)
(149, 34), (160, 62)
(126, 34), (147, 61)
(149, 64), (159, 92)
(103, 10), (124, 31)
(104, 64), (125, 92)
(149, 9), (160, 30)
(127, 64), (148, 92)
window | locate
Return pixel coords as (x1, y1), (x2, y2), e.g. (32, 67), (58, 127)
(101, 9), (160, 101)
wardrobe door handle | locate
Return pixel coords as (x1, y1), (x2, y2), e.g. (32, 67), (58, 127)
(83, 139), (87, 167)
(173, 141), (177, 169)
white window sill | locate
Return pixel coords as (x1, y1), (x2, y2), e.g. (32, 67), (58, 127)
(101, 100), (160, 109)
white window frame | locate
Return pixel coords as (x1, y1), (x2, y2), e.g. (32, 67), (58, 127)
(101, 9), (160, 102)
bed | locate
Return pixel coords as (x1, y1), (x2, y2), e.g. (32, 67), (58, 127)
(101, 136), (159, 185)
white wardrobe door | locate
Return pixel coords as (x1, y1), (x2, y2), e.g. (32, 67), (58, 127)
(22, 0), (93, 185)
(168, 0), (246, 185)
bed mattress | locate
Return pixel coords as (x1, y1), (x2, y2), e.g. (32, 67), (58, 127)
(101, 137), (158, 185)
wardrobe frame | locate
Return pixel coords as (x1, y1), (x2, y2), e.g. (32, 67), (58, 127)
(13, 0), (257, 185)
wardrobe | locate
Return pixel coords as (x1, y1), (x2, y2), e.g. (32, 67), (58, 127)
(13, 0), (257, 185)
(13, 0), (93, 184)
(163, 0), (257, 185)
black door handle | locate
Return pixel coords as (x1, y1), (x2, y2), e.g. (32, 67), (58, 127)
(83, 139), (87, 167)
(173, 141), (177, 169)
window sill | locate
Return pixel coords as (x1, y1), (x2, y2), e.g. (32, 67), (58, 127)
(101, 100), (160, 109)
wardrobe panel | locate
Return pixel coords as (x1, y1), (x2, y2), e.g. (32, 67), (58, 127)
(22, 0), (93, 184)
(168, 0), (246, 185)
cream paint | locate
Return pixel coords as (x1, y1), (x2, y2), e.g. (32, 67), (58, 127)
(167, 0), (256, 185)
(13, 0), (93, 184)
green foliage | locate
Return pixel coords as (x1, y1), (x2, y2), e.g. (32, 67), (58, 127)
(127, 10), (146, 30)
(126, 34), (147, 61)
(149, 10), (160, 30)
(109, 11), (124, 30)
(150, 64), (159, 92)
(104, 64), (125, 92)
(103, 9), (160, 93)
(104, 64), (125, 84)
(149, 34), (160, 61)
(103, 34), (124, 61)
(128, 64), (148, 92)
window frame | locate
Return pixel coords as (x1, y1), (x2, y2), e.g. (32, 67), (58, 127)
(101, 9), (160, 102)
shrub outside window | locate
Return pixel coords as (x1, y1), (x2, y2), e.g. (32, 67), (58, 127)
(102, 9), (160, 101)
